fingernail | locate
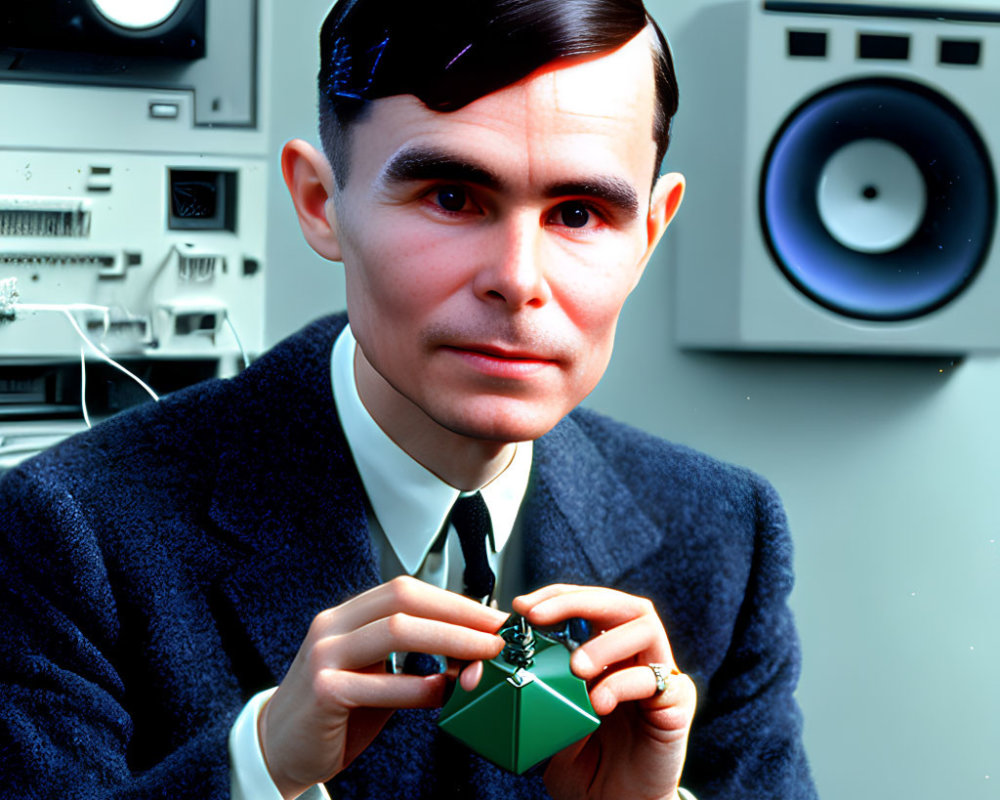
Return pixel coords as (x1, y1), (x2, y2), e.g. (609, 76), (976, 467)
(572, 648), (594, 676)
(460, 661), (484, 691)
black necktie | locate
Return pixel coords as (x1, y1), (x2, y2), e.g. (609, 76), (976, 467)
(450, 492), (495, 600)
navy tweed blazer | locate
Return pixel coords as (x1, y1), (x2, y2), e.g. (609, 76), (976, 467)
(0, 314), (815, 799)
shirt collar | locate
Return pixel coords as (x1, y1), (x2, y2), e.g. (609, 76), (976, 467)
(331, 324), (532, 576)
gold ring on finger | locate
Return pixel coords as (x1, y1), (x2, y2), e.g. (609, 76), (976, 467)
(649, 662), (682, 695)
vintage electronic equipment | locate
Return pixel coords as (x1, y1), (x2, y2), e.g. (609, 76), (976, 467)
(0, 0), (266, 462)
(672, 0), (1000, 353)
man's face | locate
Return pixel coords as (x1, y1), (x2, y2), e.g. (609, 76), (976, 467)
(331, 32), (680, 444)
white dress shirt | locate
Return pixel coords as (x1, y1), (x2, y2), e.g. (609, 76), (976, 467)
(330, 324), (532, 602)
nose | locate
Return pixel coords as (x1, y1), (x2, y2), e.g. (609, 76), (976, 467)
(474, 213), (552, 310)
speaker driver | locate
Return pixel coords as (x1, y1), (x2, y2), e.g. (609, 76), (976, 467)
(817, 138), (927, 254)
(89, 0), (184, 30)
(0, 0), (204, 59)
(761, 79), (995, 321)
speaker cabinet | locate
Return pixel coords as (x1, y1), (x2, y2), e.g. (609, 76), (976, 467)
(672, 1), (1000, 353)
(0, 0), (206, 60)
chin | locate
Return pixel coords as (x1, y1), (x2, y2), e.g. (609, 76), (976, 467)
(436, 402), (566, 445)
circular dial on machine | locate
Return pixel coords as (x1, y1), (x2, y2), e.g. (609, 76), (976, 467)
(90, 0), (184, 30)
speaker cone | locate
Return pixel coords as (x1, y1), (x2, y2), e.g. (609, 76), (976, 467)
(89, 0), (184, 30)
(761, 78), (995, 321)
(0, 0), (204, 59)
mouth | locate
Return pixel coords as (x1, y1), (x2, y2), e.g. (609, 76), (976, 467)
(445, 343), (557, 362)
(441, 343), (560, 378)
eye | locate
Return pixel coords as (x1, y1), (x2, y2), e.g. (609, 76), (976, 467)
(552, 201), (595, 230)
(433, 186), (470, 213)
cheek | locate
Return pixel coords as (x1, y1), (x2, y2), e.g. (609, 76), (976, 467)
(550, 239), (644, 337)
(344, 219), (476, 319)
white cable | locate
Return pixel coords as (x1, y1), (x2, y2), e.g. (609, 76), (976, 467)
(5, 285), (162, 428)
(223, 310), (251, 370)
(57, 309), (160, 404)
(79, 346), (92, 429)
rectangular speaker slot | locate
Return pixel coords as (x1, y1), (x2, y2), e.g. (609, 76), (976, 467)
(788, 30), (828, 58)
(939, 39), (982, 66)
(858, 33), (910, 61)
(0, 206), (91, 238)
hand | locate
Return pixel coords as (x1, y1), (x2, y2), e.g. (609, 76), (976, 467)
(259, 576), (508, 799)
(513, 585), (696, 800)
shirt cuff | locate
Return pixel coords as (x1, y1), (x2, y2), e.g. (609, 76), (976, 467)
(229, 688), (331, 800)
(678, 789), (698, 800)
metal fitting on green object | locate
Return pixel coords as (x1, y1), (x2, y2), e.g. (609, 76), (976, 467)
(437, 613), (600, 774)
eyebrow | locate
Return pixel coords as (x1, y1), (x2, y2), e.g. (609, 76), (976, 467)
(380, 145), (640, 219)
(381, 146), (501, 191)
(545, 178), (639, 219)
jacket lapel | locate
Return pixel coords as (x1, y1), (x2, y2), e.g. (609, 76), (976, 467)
(206, 315), (381, 685)
(523, 412), (666, 593)
(210, 457), (378, 684)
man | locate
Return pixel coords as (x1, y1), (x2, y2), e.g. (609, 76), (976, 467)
(0, 1), (815, 798)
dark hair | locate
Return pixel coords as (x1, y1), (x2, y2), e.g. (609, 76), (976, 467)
(318, 0), (679, 189)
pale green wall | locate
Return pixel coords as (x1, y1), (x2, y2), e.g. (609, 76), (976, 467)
(263, 2), (1000, 797)
(587, 2), (1000, 797)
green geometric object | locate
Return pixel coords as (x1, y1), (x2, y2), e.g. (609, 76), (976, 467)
(438, 614), (600, 774)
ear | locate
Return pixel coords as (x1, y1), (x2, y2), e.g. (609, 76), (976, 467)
(281, 138), (343, 262)
(652, 171), (686, 235)
(630, 172), (685, 289)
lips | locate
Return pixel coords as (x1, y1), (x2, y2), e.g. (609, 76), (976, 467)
(442, 343), (560, 379)
(447, 343), (557, 362)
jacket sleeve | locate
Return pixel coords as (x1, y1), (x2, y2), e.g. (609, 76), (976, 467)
(681, 474), (817, 800)
(0, 465), (234, 799)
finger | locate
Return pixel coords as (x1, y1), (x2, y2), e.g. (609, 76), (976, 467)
(513, 583), (585, 610)
(315, 577), (509, 637)
(570, 616), (672, 679)
(521, 585), (660, 630)
(320, 614), (504, 670)
(459, 660), (484, 692)
(587, 664), (696, 726)
(641, 670), (698, 739)
(314, 669), (449, 710)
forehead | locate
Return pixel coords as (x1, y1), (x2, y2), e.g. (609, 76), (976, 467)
(534, 31), (656, 130)
(345, 32), (659, 190)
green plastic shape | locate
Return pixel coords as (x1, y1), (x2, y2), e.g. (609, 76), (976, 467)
(437, 614), (600, 774)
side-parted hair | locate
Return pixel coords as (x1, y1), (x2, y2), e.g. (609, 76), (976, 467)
(318, 0), (679, 189)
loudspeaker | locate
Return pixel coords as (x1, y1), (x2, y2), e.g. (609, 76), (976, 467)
(0, 0), (206, 60)
(672, 1), (1000, 353)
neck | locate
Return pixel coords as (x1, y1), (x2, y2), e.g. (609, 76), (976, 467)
(354, 348), (517, 491)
